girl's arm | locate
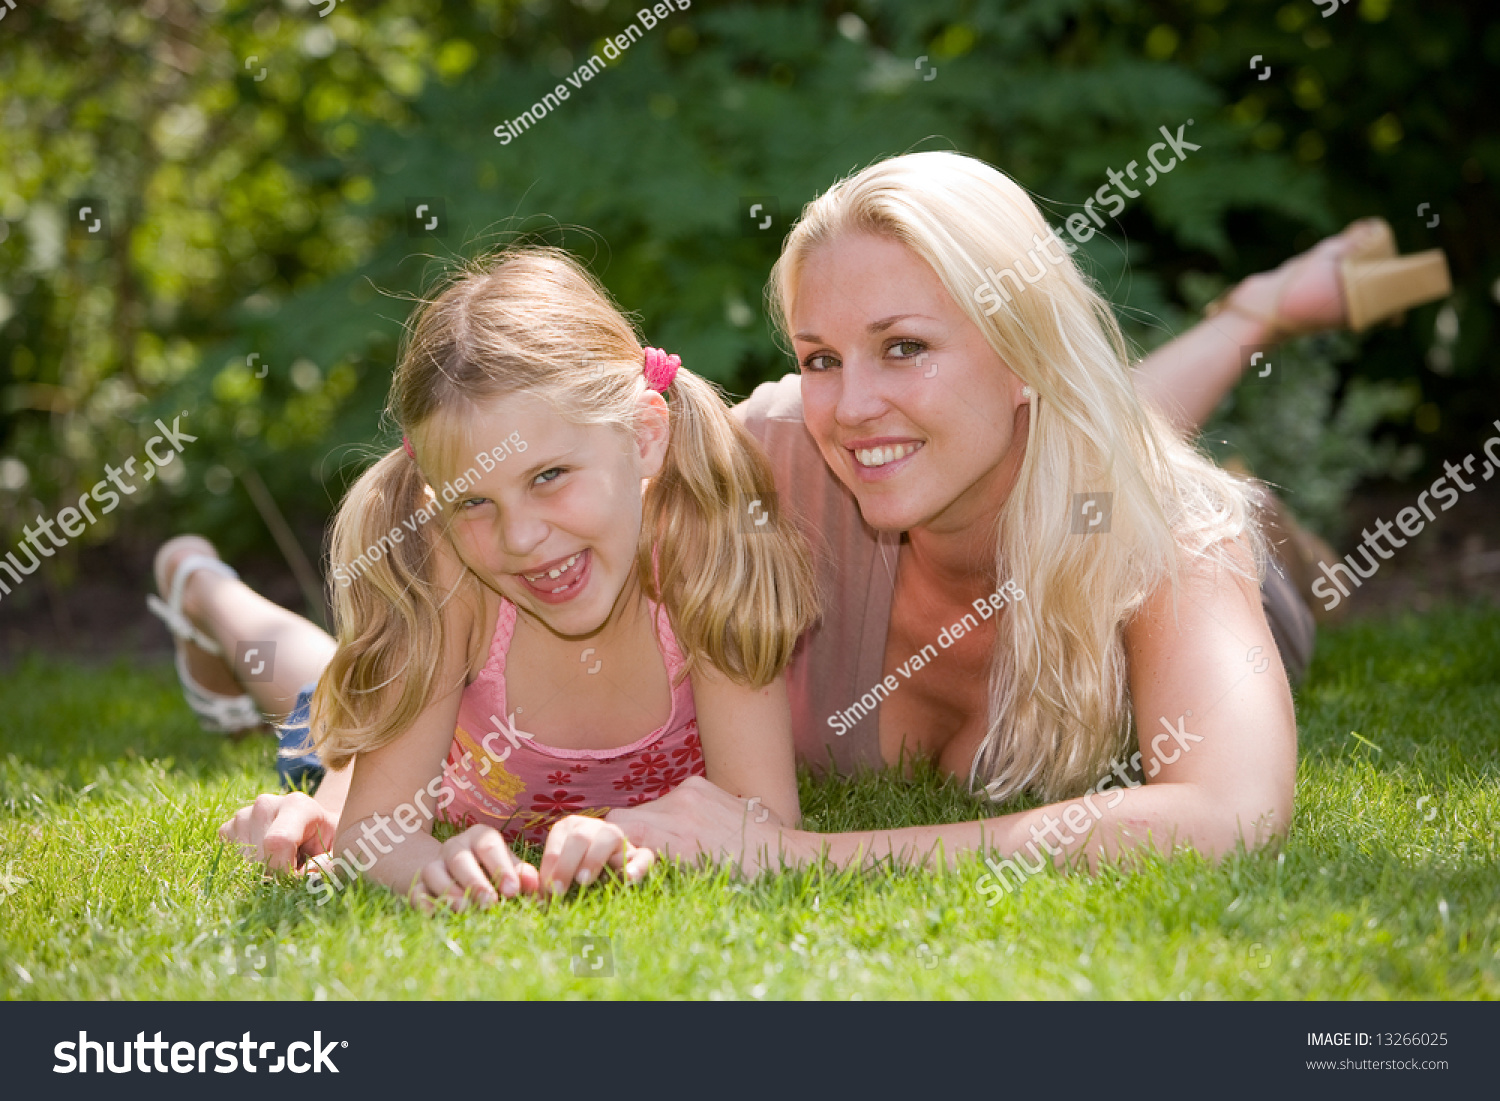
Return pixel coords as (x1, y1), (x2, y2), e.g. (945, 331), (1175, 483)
(329, 558), (539, 910)
(608, 546), (1296, 879)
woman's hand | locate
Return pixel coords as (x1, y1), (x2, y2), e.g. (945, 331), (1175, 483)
(218, 792), (337, 874)
(410, 824), (540, 913)
(539, 814), (655, 894)
(606, 777), (803, 878)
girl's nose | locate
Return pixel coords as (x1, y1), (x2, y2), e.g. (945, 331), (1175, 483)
(498, 508), (549, 560)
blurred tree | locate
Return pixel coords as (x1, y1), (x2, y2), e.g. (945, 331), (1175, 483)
(0, 0), (1491, 617)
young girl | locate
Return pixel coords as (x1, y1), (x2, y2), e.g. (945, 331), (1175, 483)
(155, 247), (817, 910)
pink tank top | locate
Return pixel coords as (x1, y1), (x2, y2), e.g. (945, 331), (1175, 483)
(437, 595), (705, 847)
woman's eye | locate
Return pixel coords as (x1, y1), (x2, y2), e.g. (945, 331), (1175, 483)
(890, 339), (927, 359)
(800, 352), (840, 372)
(533, 467), (564, 487)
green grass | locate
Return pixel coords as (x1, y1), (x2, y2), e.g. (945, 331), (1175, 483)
(2, 606), (1498, 1000)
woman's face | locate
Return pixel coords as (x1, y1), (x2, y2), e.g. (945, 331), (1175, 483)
(791, 232), (1030, 538)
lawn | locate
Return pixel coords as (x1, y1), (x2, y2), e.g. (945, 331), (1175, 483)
(1, 605), (1497, 1000)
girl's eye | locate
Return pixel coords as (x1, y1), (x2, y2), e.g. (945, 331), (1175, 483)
(458, 497), (488, 511)
(533, 467), (564, 487)
(800, 352), (840, 372)
(889, 339), (927, 359)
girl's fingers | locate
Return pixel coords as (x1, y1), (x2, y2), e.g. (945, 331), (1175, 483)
(514, 861), (542, 894)
(443, 848), (500, 909)
(217, 806), (249, 844)
(467, 829), (523, 898)
(419, 857), (465, 912)
(540, 824), (596, 894)
(261, 799), (326, 874)
(408, 881), (437, 915)
(576, 829), (632, 886)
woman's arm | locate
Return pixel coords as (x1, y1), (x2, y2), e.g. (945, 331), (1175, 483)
(609, 547), (1296, 880)
(534, 665), (800, 893)
(692, 667), (801, 827)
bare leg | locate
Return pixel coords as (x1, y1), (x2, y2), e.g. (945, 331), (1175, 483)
(1134, 220), (1387, 435)
(156, 535), (335, 724)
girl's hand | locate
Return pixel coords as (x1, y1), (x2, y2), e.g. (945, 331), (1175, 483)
(411, 824), (540, 913)
(218, 792), (337, 874)
(539, 814), (655, 894)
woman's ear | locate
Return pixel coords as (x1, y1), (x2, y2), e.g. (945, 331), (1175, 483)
(634, 389), (671, 478)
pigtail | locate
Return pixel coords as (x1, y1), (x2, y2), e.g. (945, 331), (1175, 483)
(640, 368), (819, 688)
(307, 447), (460, 770)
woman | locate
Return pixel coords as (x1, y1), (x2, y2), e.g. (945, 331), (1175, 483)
(204, 151), (1444, 884)
(606, 151), (1445, 880)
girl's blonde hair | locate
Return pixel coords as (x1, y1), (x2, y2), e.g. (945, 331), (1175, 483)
(310, 246), (818, 770)
(770, 151), (1266, 806)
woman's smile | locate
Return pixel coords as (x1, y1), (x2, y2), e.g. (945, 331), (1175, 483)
(847, 438), (925, 479)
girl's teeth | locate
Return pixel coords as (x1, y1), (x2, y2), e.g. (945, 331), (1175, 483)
(527, 552), (580, 582)
(856, 443), (921, 468)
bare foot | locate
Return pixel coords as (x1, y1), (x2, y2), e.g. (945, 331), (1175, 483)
(1220, 218), (1391, 343)
(154, 535), (262, 739)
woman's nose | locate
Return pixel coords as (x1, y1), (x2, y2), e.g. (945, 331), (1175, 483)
(833, 357), (891, 426)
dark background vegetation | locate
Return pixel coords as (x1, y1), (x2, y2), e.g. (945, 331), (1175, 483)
(0, 0), (1495, 648)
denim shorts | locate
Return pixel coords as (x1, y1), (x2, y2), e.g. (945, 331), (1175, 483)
(276, 683), (326, 792)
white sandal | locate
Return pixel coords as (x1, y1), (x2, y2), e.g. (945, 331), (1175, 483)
(146, 554), (264, 734)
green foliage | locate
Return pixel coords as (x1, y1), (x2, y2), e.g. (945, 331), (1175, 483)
(0, 0), (1491, 573)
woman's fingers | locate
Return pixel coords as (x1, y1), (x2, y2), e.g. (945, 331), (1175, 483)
(620, 842), (655, 884)
(606, 803), (683, 856)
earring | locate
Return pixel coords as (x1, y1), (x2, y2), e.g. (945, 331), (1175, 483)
(1021, 385), (1034, 401)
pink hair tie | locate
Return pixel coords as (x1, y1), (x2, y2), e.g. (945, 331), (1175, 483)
(402, 436), (416, 460)
(643, 347), (680, 393)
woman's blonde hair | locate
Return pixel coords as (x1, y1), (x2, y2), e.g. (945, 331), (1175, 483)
(309, 246), (818, 770)
(770, 150), (1266, 805)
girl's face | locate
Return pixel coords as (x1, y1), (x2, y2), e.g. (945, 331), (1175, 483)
(791, 232), (1031, 538)
(422, 390), (668, 638)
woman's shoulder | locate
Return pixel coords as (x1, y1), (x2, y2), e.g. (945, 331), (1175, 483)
(733, 373), (806, 436)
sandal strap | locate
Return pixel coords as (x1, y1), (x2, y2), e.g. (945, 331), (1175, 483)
(146, 554), (239, 657)
(173, 647), (264, 732)
(1204, 282), (1289, 343)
